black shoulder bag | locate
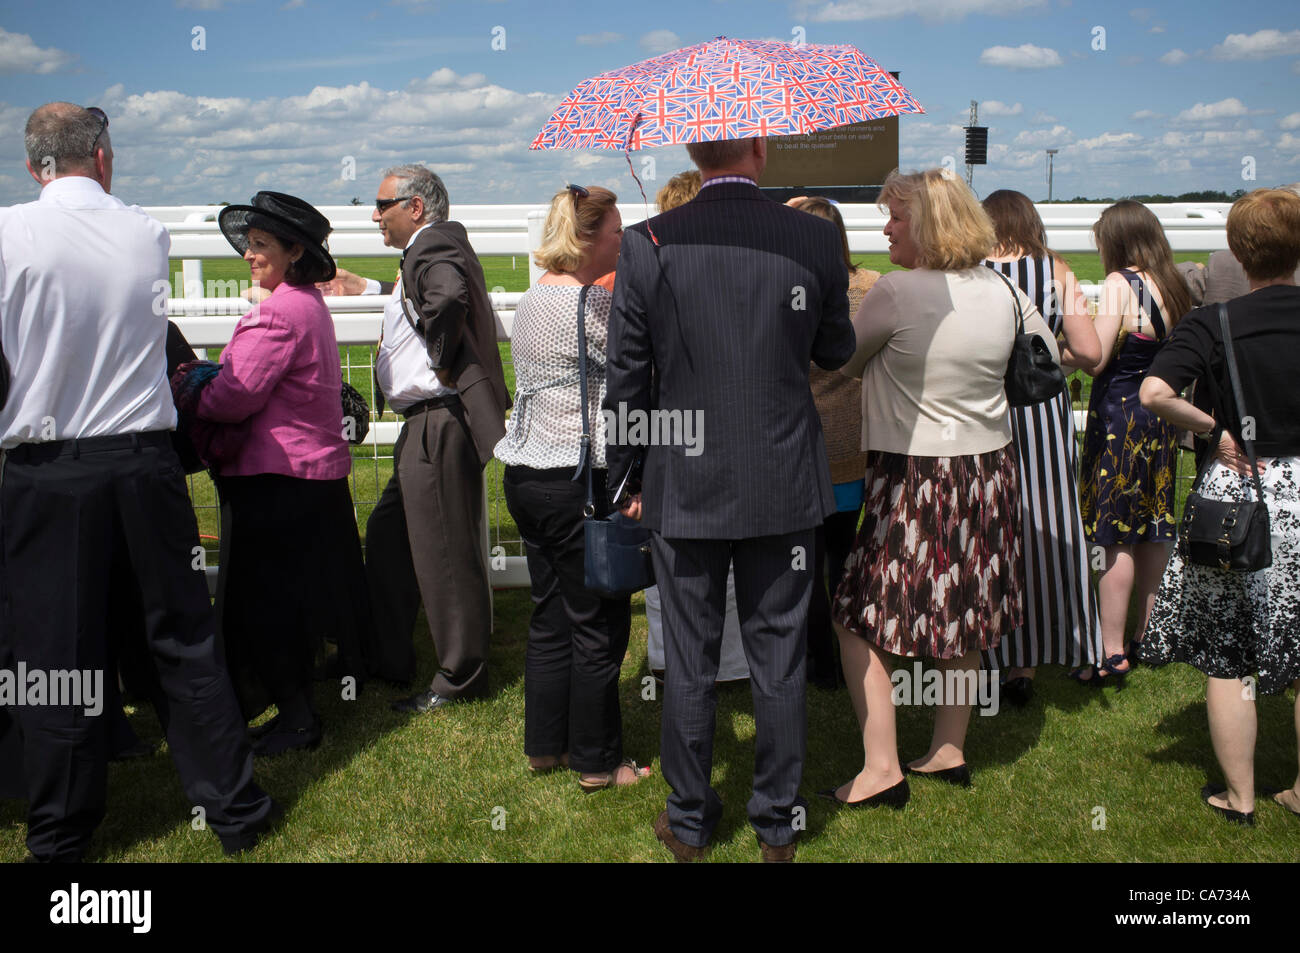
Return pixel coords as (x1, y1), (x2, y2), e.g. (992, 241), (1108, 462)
(574, 285), (655, 597)
(1178, 303), (1272, 572)
(992, 269), (1066, 407)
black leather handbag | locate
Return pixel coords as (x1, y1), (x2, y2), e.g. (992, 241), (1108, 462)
(1178, 304), (1272, 572)
(341, 381), (370, 445)
(574, 285), (655, 598)
(992, 269), (1066, 407)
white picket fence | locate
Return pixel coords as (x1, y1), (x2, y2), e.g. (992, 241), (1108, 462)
(167, 201), (1225, 595)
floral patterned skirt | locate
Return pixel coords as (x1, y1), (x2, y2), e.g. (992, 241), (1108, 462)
(833, 447), (1023, 659)
(1139, 457), (1300, 695)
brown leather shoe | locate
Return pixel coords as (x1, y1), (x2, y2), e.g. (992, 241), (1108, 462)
(758, 836), (797, 863)
(654, 811), (708, 862)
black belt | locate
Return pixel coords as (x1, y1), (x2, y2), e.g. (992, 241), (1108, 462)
(400, 394), (461, 419)
(5, 430), (171, 463)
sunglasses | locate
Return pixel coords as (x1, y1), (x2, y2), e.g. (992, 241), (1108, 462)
(566, 183), (589, 212)
(86, 106), (108, 156)
(375, 194), (413, 213)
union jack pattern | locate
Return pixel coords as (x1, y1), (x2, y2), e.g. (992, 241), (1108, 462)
(531, 36), (924, 151)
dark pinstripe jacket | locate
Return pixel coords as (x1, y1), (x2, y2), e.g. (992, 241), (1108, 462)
(604, 181), (855, 538)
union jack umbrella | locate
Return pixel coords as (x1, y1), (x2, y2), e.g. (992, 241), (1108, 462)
(531, 36), (924, 151)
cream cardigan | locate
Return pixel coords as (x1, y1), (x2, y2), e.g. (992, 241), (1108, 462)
(842, 266), (1061, 457)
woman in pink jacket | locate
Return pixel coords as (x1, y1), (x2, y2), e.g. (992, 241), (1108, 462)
(200, 192), (370, 756)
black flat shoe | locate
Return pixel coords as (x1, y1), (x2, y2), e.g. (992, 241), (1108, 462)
(1002, 677), (1034, 708)
(247, 714), (282, 741)
(1201, 783), (1254, 826)
(252, 717), (321, 758)
(817, 777), (909, 809)
(391, 690), (454, 713)
(905, 763), (973, 788)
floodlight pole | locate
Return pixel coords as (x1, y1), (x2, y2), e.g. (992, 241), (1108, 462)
(1046, 149), (1058, 202)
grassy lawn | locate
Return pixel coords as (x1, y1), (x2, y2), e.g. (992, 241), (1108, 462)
(5, 250), (1271, 862)
(3, 585), (1296, 862)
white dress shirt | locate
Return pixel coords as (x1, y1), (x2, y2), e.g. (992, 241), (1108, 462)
(373, 224), (457, 413)
(0, 176), (175, 449)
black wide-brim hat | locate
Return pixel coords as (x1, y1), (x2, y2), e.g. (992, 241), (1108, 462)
(218, 191), (336, 284)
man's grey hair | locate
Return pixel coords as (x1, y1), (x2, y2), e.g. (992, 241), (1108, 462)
(383, 165), (449, 224)
(24, 103), (104, 176)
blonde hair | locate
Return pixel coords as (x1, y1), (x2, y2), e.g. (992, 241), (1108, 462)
(1226, 188), (1300, 281)
(656, 170), (701, 212)
(878, 169), (995, 270)
(533, 185), (618, 273)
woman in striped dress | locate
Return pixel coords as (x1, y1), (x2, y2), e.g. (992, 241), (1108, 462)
(980, 191), (1103, 704)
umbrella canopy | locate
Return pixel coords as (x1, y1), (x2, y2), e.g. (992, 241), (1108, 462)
(531, 36), (924, 151)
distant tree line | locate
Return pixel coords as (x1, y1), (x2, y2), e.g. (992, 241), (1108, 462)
(1049, 190), (1248, 204)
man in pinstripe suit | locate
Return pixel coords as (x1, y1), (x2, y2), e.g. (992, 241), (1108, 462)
(604, 137), (855, 861)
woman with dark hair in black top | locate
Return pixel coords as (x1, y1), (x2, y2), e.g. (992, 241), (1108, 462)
(1139, 187), (1300, 827)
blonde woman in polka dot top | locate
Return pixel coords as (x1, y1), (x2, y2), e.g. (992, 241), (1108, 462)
(494, 184), (652, 791)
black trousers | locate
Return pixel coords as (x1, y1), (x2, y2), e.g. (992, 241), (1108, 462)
(0, 433), (272, 861)
(503, 467), (632, 773)
(365, 402), (490, 698)
(214, 473), (371, 720)
(652, 529), (814, 848)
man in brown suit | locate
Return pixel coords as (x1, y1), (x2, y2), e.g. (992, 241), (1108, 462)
(356, 165), (510, 710)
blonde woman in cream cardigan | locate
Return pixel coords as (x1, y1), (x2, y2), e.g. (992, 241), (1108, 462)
(822, 170), (1061, 808)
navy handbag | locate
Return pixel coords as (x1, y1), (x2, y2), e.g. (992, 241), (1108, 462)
(574, 285), (655, 598)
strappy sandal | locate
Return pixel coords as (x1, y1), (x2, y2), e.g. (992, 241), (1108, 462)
(1067, 665), (1098, 686)
(1094, 653), (1131, 689)
(578, 759), (652, 791)
(527, 753), (569, 774)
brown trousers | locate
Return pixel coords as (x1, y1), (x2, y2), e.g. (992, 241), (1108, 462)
(365, 399), (491, 698)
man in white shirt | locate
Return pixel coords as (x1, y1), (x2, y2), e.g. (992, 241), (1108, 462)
(0, 102), (278, 860)
(331, 166), (509, 710)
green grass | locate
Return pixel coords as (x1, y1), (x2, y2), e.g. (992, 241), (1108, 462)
(2, 251), (1258, 862)
(4, 586), (1297, 862)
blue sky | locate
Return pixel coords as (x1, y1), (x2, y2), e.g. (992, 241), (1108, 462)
(0, 0), (1296, 207)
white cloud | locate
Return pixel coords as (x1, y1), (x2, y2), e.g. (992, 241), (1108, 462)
(1279, 132), (1300, 151)
(1148, 25), (1165, 34)
(1176, 97), (1249, 123)
(1280, 113), (1300, 130)
(0, 27), (74, 74)
(0, 70), (640, 207)
(801, 0), (1044, 21)
(176, 0), (232, 8)
(639, 30), (681, 53)
(1158, 48), (1188, 65)
(1030, 111), (1058, 124)
(1013, 125), (1072, 147)
(281, 0), (305, 8)
(1130, 109), (1162, 120)
(979, 44), (1063, 69)
(980, 101), (1023, 116)
(1210, 29), (1300, 60)
(1073, 131), (1142, 151)
(577, 32), (622, 46)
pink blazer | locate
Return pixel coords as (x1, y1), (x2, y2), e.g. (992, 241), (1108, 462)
(198, 283), (351, 480)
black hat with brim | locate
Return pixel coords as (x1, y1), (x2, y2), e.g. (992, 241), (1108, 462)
(218, 191), (336, 284)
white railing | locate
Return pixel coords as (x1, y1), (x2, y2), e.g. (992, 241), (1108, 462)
(158, 202), (1232, 258)
(169, 200), (1217, 598)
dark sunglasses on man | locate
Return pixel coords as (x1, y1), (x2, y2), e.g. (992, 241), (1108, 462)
(375, 194), (413, 213)
(85, 106), (108, 156)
